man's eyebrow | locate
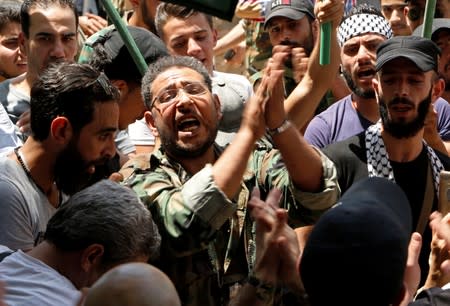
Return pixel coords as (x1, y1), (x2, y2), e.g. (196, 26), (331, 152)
(96, 127), (118, 135)
(172, 29), (208, 40)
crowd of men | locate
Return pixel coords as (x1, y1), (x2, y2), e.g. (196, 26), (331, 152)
(2, 0), (450, 305)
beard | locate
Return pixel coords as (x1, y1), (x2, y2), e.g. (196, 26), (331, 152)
(379, 91), (432, 139)
(342, 69), (375, 99)
(158, 123), (219, 159)
(54, 139), (112, 195)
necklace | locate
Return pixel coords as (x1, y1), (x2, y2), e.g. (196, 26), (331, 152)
(14, 147), (47, 195)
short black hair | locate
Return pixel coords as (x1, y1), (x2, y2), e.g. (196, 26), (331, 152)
(30, 62), (120, 141)
(20, 0), (78, 38)
(0, 0), (21, 31)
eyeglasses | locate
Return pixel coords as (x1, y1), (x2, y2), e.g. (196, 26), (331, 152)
(151, 82), (208, 110)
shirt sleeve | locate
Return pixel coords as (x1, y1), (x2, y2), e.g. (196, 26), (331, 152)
(0, 180), (34, 251)
(126, 164), (237, 253)
(304, 115), (332, 148)
(253, 145), (340, 227)
(436, 98), (450, 141)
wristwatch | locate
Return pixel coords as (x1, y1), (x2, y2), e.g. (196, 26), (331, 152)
(266, 119), (291, 137)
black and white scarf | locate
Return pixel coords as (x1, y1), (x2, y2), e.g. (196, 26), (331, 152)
(365, 121), (444, 193)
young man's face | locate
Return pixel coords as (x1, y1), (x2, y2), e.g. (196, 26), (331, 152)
(148, 66), (221, 159)
(380, 0), (411, 36)
(266, 15), (314, 55)
(54, 101), (119, 195)
(20, 5), (78, 80)
(160, 13), (217, 74)
(340, 33), (386, 98)
(0, 22), (27, 81)
(374, 58), (438, 138)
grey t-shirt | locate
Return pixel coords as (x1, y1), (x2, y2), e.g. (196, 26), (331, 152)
(0, 158), (57, 250)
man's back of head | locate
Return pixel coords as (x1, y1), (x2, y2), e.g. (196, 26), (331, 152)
(84, 262), (181, 306)
(300, 177), (412, 306)
(44, 180), (161, 280)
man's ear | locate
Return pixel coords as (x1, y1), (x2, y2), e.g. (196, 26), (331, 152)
(50, 117), (72, 144)
(18, 32), (27, 56)
(80, 244), (104, 273)
(213, 93), (222, 122)
(312, 20), (319, 43)
(144, 110), (159, 137)
(432, 77), (445, 102)
(111, 79), (128, 98)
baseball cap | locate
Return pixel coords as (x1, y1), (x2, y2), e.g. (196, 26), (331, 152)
(375, 35), (441, 72)
(300, 177), (412, 306)
(212, 73), (248, 147)
(413, 18), (450, 41)
(264, 0), (315, 28)
(94, 26), (168, 82)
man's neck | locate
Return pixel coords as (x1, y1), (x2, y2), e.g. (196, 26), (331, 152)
(11, 138), (60, 206)
(381, 128), (424, 162)
(171, 146), (217, 175)
(441, 90), (450, 103)
(27, 241), (82, 289)
(351, 93), (380, 123)
(128, 10), (155, 34)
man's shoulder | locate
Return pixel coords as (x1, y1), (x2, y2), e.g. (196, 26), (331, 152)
(316, 95), (352, 116)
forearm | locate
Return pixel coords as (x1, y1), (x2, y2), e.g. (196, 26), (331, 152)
(212, 127), (258, 199)
(285, 24), (340, 130)
(214, 22), (246, 56)
(272, 123), (323, 192)
(425, 133), (449, 156)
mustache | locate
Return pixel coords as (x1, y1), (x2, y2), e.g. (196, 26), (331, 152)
(388, 97), (415, 107)
(279, 40), (301, 48)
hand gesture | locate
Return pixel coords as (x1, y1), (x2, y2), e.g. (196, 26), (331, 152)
(263, 52), (287, 130)
(79, 13), (108, 37)
(314, 0), (345, 29)
(248, 188), (302, 290)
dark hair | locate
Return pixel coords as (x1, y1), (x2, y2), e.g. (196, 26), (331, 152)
(141, 55), (212, 109)
(45, 180), (161, 268)
(20, 0), (78, 38)
(0, 0), (21, 31)
(155, 3), (213, 39)
(89, 26), (168, 84)
(30, 62), (120, 141)
(89, 33), (142, 84)
(341, 3), (384, 23)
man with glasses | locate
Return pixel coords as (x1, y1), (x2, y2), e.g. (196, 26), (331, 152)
(122, 55), (339, 306)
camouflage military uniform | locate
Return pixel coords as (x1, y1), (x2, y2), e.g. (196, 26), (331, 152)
(122, 141), (339, 306)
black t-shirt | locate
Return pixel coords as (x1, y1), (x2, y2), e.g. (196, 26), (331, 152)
(322, 132), (450, 284)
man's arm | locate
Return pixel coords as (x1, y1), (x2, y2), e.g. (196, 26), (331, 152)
(284, 0), (343, 130)
(214, 21), (246, 56)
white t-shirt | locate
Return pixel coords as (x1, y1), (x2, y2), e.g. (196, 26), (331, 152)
(0, 248), (81, 306)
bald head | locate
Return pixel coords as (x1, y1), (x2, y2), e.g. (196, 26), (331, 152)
(84, 263), (181, 306)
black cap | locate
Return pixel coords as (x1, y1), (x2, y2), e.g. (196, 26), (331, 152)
(98, 26), (168, 81)
(375, 35), (441, 72)
(264, 0), (314, 28)
(300, 177), (412, 306)
(413, 18), (450, 41)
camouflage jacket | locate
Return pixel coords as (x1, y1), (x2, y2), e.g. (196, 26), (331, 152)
(121, 142), (339, 306)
